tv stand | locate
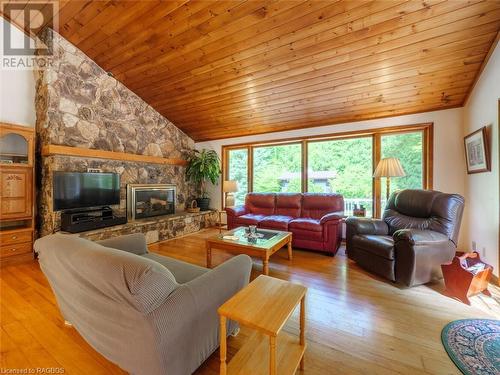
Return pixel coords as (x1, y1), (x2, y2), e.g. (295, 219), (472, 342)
(61, 207), (127, 233)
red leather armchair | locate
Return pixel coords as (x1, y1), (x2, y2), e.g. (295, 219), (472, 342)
(226, 193), (344, 255)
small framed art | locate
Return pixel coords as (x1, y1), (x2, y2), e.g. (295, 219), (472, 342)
(464, 127), (490, 174)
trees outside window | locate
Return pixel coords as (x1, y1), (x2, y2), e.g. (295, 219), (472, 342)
(227, 149), (248, 206)
(308, 137), (373, 216)
(381, 131), (423, 208)
(253, 144), (302, 193)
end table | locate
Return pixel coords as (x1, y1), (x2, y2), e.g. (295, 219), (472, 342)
(218, 275), (307, 375)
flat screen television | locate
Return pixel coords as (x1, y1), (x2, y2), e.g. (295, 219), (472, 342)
(53, 172), (120, 211)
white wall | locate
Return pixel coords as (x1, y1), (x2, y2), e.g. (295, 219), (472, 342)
(197, 107), (467, 245)
(0, 17), (36, 127)
(463, 41), (500, 272)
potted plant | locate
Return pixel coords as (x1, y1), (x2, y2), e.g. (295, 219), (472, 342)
(185, 149), (221, 211)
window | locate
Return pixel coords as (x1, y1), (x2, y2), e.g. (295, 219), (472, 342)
(253, 143), (302, 193)
(222, 124), (432, 217)
(381, 131), (424, 208)
(308, 137), (373, 216)
(227, 149), (248, 206)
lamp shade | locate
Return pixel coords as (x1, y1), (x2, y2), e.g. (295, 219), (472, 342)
(223, 180), (238, 192)
(373, 158), (406, 178)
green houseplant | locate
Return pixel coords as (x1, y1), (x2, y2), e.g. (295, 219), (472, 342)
(185, 149), (221, 211)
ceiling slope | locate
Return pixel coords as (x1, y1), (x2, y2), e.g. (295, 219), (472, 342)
(3, 0), (500, 141)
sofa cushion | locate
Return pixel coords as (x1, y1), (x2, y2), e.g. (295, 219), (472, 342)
(290, 228), (324, 242)
(246, 193), (275, 215)
(275, 193), (302, 217)
(97, 233), (148, 255)
(258, 215), (293, 231)
(301, 193), (344, 219)
(289, 217), (323, 232)
(143, 253), (207, 284)
(235, 213), (267, 226)
(353, 234), (394, 260)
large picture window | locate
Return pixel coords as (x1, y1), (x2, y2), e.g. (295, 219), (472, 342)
(308, 137), (373, 216)
(253, 143), (302, 193)
(223, 123), (432, 217)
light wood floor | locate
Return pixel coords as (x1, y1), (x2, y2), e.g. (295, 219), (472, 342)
(1, 228), (499, 375)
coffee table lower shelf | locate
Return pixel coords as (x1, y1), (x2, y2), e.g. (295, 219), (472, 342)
(227, 331), (306, 375)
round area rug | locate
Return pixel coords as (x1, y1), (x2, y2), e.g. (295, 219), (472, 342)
(441, 319), (500, 375)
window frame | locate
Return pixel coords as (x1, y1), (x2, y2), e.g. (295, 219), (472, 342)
(221, 123), (433, 217)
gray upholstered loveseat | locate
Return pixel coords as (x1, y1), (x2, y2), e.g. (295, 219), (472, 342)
(34, 233), (252, 375)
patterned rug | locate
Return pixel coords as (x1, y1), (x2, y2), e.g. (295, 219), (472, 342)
(441, 319), (500, 375)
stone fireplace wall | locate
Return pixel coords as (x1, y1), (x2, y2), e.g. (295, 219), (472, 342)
(35, 29), (199, 236)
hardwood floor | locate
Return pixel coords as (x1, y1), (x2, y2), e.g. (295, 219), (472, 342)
(1, 228), (499, 374)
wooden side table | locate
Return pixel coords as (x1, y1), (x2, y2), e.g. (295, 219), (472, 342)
(218, 275), (307, 375)
(441, 251), (493, 305)
(216, 210), (228, 233)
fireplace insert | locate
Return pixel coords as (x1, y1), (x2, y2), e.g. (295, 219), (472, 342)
(127, 184), (176, 220)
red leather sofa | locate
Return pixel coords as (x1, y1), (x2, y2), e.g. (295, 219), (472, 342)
(225, 193), (344, 255)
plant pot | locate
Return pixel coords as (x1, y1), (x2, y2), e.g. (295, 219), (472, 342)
(196, 198), (210, 211)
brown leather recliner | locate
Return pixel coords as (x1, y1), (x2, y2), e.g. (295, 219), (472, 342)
(345, 189), (465, 287)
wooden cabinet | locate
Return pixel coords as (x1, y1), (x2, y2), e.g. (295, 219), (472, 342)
(1, 167), (33, 219)
(0, 123), (35, 266)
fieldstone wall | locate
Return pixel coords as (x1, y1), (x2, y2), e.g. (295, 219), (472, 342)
(79, 211), (218, 244)
(35, 29), (199, 237)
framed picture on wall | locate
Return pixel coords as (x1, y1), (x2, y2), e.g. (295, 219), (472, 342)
(464, 127), (490, 174)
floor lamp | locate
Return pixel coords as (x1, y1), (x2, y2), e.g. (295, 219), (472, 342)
(373, 157), (406, 201)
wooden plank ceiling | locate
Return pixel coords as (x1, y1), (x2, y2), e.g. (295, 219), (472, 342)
(3, 1), (500, 141)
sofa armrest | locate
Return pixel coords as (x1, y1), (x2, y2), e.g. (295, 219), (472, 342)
(393, 229), (449, 245)
(225, 205), (247, 217)
(154, 254), (252, 319)
(148, 255), (252, 373)
(345, 217), (389, 235)
(393, 229), (456, 287)
(97, 233), (149, 255)
(320, 211), (344, 224)
(183, 254), (252, 305)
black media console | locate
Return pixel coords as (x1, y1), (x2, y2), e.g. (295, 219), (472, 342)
(61, 206), (127, 233)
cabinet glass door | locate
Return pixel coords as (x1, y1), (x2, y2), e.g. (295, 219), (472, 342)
(0, 133), (29, 165)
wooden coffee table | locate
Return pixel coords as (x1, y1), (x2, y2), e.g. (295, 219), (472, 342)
(218, 275), (307, 375)
(205, 227), (292, 275)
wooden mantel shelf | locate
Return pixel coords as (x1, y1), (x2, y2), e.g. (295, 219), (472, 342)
(41, 145), (188, 166)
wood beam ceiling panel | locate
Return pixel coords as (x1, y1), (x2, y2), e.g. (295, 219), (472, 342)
(149, 29), (495, 112)
(8, 0), (498, 141)
(142, 9), (498, 115)
(123, 0), (406, 91)
(190, 101), (464, 141)
(93, 0), (251, 75)
(156, 36), (494, 119)
(175, 86), (472, 137)
(140, 2), (498, 105)
(108, 0), (330, 77)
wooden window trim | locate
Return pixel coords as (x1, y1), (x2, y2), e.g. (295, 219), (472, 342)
(373, 133), (382, 218)
(221, 123), (434, 215)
